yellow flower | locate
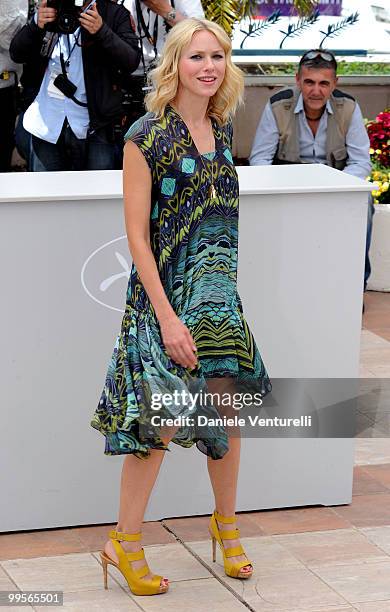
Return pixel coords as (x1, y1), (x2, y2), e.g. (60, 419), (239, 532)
(369, 148), (375, 154)
(375, 149), (382, 154)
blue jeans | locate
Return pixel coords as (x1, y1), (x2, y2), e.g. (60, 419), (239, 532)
(31, 120), (116, 171)
(86, 127), (116, 170)
(364, 194), (375, 291)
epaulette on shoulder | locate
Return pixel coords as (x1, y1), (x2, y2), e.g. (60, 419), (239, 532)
(270, 88), (294, 105)
(333, 89), (356, 102)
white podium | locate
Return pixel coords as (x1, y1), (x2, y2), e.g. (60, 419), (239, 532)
(0, 165), (371, 531)
(367, 204), (390, 292)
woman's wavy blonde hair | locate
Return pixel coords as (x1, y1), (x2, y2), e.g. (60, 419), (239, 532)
(144, 18), (244, 125)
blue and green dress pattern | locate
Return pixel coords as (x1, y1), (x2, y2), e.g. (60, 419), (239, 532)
(90, 104), (272, 460)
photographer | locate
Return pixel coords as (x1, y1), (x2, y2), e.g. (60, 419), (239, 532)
(0, 0), (28, 171)
(123, 0), (204, 122)
(10, 0), (141, 171)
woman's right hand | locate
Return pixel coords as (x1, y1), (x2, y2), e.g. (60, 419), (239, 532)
(159, 315), (198, 370)
(37, 0), (57, 29)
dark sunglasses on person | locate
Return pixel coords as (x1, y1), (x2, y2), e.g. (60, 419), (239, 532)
(300, 49), (337, 66)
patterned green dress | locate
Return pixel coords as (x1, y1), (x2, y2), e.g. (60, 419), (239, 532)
(90, 104), (272, 460)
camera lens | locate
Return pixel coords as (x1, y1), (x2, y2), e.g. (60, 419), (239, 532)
(58, 11), (79, 34)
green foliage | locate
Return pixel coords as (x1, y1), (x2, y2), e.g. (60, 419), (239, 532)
(293, 0), (318, 14)
(240, 63), (390, 76)
(202, 0), (248, 37)
(337, 62), (390, 76)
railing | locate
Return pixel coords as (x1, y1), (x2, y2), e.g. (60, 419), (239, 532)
(232, 49), (368, 56)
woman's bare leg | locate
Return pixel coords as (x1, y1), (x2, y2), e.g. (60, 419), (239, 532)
(206, 378), (252, 573)
(104, 428), (177, 589)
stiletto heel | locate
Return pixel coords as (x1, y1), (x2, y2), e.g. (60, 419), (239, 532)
(211, 535), (216, 562)
(99, 530), (169, 596)
(101, 554), (108, 590)
(209, 510), (253, 579)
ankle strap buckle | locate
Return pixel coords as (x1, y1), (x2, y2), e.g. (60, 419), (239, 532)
(214, 510), (236, 524)
(109, 530), (141, 542)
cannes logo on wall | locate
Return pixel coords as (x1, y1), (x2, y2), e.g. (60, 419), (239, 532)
(81, 236), (132, 312)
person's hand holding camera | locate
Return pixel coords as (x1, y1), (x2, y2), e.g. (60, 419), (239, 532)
(37, 0), (57, 29)
(79, 2), (103, 35)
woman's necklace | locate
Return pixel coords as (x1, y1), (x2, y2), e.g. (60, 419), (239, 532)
(170, 105), (217, 200)
(198, 120), (217, 200)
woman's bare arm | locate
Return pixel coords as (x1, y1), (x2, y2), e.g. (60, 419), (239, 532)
(123, 140), (197, 369)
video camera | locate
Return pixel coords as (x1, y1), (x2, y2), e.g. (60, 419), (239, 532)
(45, 0), (89, 35)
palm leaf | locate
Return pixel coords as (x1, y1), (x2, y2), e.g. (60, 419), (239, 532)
(319, 12), (359, 48)
(279, 9), (320, 48)
(293, 0), (318, 15)
(203, 0), (247, 37)
(240, 10), (281, 49)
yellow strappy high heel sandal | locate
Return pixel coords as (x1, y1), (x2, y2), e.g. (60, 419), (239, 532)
(100, 530), (169, 596)
(209, 510), (253, 579)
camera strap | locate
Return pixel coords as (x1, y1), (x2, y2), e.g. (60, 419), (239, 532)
(59, 50), (88, 108)
(134, 0), (175, 75)
(64, 31), (81, 65)
(134, 0), (158, 58)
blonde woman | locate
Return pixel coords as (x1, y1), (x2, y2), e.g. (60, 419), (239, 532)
(91, 17), (272, 597)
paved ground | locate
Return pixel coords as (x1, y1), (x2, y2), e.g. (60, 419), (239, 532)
(1, 291), (390, 612)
